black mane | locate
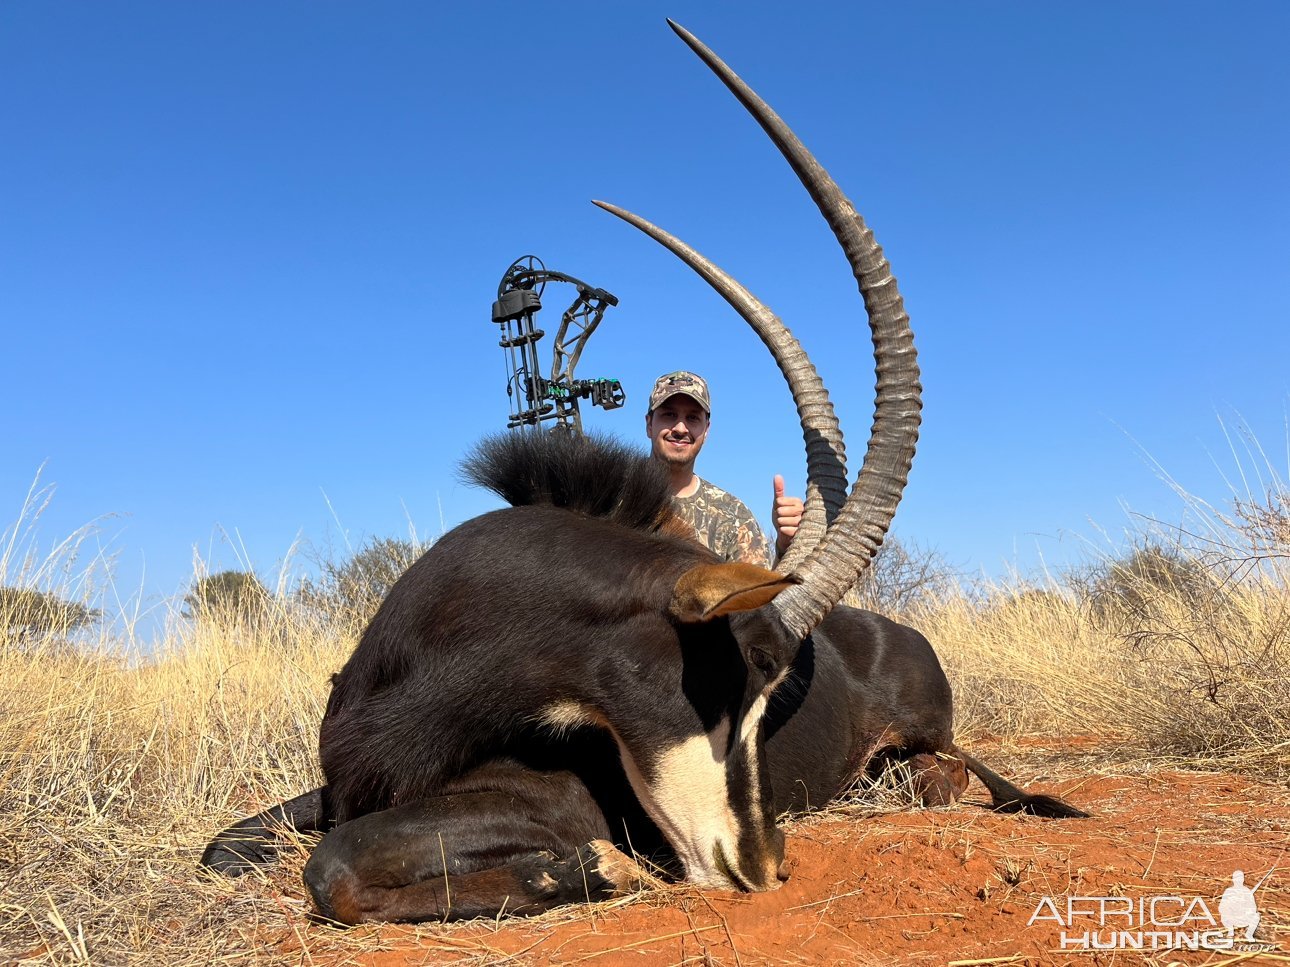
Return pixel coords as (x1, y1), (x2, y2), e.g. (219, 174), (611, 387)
(460, 431), (674, 532)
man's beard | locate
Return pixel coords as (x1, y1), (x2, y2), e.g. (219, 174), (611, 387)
(654, 435), (703, 468)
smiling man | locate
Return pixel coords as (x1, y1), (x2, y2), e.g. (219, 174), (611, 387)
(645, 371), (802, 567)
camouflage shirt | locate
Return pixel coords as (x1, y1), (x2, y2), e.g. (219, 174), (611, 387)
(672, 477), (772, 568)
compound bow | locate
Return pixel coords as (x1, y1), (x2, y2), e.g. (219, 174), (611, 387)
(491, 255), (625, 433)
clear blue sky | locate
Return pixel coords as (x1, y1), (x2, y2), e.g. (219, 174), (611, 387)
(3, 2), (1287, 622)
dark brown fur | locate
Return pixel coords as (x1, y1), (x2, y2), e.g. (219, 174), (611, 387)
(201, 433), (1085, 924)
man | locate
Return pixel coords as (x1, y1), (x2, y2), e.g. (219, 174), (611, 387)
(645, 371), (803, 567)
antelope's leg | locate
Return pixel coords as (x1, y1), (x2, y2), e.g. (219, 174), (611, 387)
(864, 748), (970, 808)
(903, 751), (969, 807)
(308, 835), (636, 924)
(303, 770), (641, 924)
(201, 787), (333, 875)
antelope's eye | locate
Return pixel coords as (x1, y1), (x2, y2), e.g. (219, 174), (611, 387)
(747, 647), (776, 677)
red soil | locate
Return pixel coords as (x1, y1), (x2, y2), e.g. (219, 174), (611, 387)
(284, 766), (1290, 966)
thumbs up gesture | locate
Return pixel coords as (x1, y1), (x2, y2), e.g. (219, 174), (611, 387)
(772, 475), (805, 558)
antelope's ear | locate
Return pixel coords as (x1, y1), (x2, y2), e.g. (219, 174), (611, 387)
(669, 562), (795, 623)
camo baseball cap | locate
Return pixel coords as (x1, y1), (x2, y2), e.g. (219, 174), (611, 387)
(648, 371), (711, 414)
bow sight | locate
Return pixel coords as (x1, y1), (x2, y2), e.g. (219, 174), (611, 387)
(491, 256), (624, 433)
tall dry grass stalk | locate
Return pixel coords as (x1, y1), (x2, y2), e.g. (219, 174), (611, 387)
(918, 422), (1290, 772)
(1, 456), (1287, 962)
(916, 573), (1290, 770)
(0, 485), (448, 963)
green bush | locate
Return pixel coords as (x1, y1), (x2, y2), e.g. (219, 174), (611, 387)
(0, 586), (98, 645)
(183, 570), (269, 623)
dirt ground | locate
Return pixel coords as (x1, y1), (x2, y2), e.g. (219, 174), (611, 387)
(260, 757), (1290, 966)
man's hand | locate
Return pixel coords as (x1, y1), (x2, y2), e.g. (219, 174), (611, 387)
(772, 474), (804, 559)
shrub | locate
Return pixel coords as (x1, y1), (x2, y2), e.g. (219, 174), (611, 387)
(0, 585), (98, 646)
(183, 570), (269, 623)
(1074, 543), (1217, 625)
(298, 536), (427, 627)
(848, 536), (956, 616)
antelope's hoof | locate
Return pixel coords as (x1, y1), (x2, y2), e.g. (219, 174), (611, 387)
(583, 839), (646, 895)
(199, 837), (277, 876)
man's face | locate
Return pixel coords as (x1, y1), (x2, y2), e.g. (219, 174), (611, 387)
(646, 394), (710, 468)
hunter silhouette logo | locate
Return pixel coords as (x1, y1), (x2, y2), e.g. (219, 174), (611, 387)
(1029, 867), (1278, 952)
(1219, 869), (1266, 940)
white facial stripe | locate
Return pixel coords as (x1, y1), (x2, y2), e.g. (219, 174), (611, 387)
(738, 694), (767, 748)
(738, 666), (789, 747)
(614, 716), (743, 889)
(741, 727), (764, 839)
(548, 681), (785, 892)
(729, 668), (796, 888)
(733, 672), (788, 884)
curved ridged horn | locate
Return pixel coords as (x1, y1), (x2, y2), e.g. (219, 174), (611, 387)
(600, 21), (922, 640)
(591, 201), (845, 573)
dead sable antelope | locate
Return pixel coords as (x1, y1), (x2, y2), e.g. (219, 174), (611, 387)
(201, 21), (1086, 924)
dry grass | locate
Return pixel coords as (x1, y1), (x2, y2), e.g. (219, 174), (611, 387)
(920, 573), (1290, 773)
(2, 464), (1288, 963)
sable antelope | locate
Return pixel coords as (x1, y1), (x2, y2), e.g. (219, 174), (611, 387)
(201, 21), (1086, 924)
